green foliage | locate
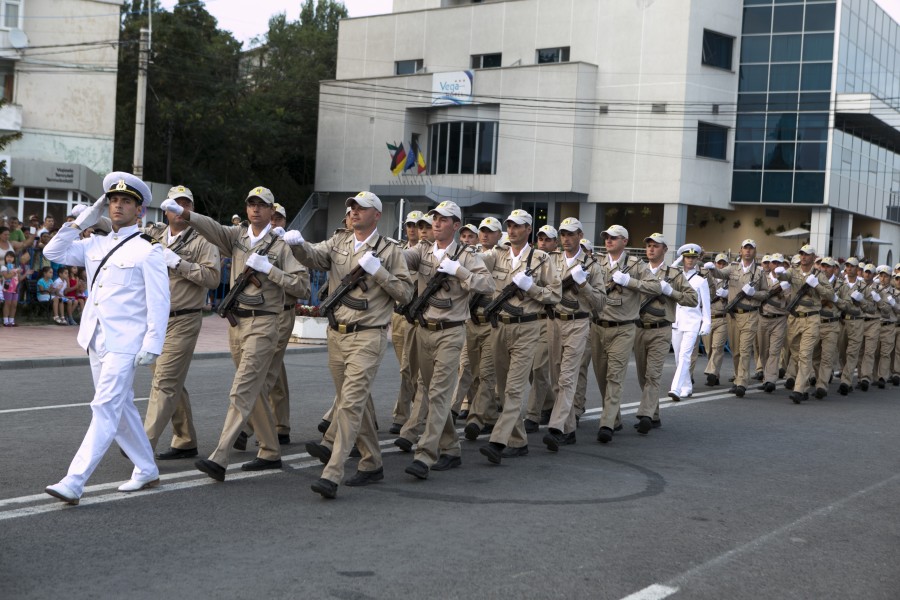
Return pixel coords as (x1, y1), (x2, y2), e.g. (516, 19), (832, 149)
(0, 99), (22, 191)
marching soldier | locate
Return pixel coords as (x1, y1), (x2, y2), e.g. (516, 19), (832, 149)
(835, 257), (869, 395)
(542, 218), (605, 451)
(873, 265), (897, 388)
(162, 187), (308, 482)
(142, 186), (221, 459)
(703, 253), (730, 387)
(573, 239), (595, 422)
(892, 270), (900, 386)
(812, 257), (842, 397)
(592, 225), (660, 442)
(402, 201), (494, 479)
(857, 264), (881, 390)
(669, 244), (711, 402)
(754, 255), (774, 380)
(633, 234), (697, 432)
(524, 224), (559, 432)
(757, 254), (792, 393)
(285, 191), (413, 499)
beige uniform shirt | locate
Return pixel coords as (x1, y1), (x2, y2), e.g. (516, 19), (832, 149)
(707, 271), (729, 316)
(874, 282), (897, 322)
(292, 229), (413, 326)
(835, 276), (873, 317)
(188, 213), (309, 312)
(598, 252), (661, 322)
(144, 224), (221, 311)
(481, 244), (561, 316)
(638, 263), (699, 325)
(707, 260), (769, 309)
(403, 241), (494, 322)
(550, 250), (606, 316)
(777, 266), (834, 313)
(760, 272), (791, 316)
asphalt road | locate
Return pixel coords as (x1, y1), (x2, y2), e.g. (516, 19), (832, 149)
(1, 347), (898, 599)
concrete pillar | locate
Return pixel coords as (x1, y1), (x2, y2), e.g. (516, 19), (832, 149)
(663, 203), (688, 261)
(579, 202), (604, 248)
(809, 207), (831, 259)
(830, 210), (853, 260)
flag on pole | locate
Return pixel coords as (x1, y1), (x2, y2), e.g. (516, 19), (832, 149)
(388, 142), (407, 176)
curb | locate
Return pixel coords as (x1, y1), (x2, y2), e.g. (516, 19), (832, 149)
(0, 345), (328, 371)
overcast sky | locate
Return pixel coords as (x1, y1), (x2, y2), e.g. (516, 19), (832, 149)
(159, 0), (900, 47)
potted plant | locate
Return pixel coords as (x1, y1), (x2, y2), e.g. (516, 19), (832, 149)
(291, 304), (328, 343)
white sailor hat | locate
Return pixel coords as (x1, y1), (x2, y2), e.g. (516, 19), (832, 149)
(678, 243), (701, 257)
(102, 171), (152, 206)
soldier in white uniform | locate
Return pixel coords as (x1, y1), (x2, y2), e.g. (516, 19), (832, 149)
(44, 172), (170, 505)
(668, 244), (711, 402)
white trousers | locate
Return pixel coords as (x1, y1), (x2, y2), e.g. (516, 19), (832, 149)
(60, 329), (158, 496)
(670, 327), (700, 397)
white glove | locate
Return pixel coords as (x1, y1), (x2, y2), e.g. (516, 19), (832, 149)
(271, 227), (285, 238)
(851, 290), (863, 302)
(716, 287), (729, 298)
(283, 230), (304, 246)
(660, 280), (673, 296)
(805, 274), (819, 288)
(703, 262), (715, 270)
(437, 258), (460, 276)
(159, 198), (183, 216)
(512, 272), (534, 292)
(773, 266), (786, 275)
(671, 255), (683, 267)
(358, 251), (381, 275)
(887, 296), (896, 307)
(570, 264), (587, 285)
(780, 281), (791, 291)
(871, 290), (881, 302)
(74, 195), (107, 230)
(832, 293), (839, 302)
(612, 271), (630, 286)
(245, 252), (273, 275)
(699, 325), (711, 336)
(741, 283), (755, 296)
(162, 248), (181, 269)
(133, 352), (159, 367)
(71, 204), (87, 218)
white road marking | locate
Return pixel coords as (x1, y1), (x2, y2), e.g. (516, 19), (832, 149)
(0, 397), (149, 415)
(618, 584), (680, 600)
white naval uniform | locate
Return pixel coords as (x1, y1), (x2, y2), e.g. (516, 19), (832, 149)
(670, 269), (711, 397)
(44, 222), (170, 496)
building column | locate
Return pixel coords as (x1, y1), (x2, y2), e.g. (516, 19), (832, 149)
(830, 209), (853, 260)
(579, 202), (603, 247)
(809, 207), (831, 258)
(663, 203), (687, 261)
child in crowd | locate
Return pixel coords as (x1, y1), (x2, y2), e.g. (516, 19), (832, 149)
(36, 266), (53, 303)
(50, 266), (70, 325)
(1, 250), (20, 326)
(64, 267), (80, 325)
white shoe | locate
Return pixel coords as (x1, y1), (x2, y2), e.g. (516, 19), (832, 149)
(117, 477), (160, 492)
(45, 482), (80, 505)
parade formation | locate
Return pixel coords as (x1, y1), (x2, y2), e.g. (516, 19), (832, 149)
(43, 173), (900, 504)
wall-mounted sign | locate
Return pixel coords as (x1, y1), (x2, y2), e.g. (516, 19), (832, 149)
(432, 70), (474, 106)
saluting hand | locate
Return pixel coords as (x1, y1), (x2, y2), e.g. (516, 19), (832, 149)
(159, 199), (183, 216)
(283, 230), (304, 246)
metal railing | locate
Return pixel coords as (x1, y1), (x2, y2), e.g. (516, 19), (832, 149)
(287, 191), (328, 235)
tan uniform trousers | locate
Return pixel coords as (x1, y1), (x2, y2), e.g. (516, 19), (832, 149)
(525, 319), (555, 422)
(703, 316), (728, 378)
(490, 320), (541, 449)
(461, 320), (499, 428)
(246, 306), (294, 437)
(322, 327), (387, 483)
(786, 315), (820, 394)
(573, 343), (592, 418)
(397, 372), (429, 444)
(591, 322), (635, 430)
(414, 326), (465, 466)
(451, 338), (476, 414)
(758, 315), (787, 384)
(727, 311), (759, 387)
(839, 319), (864, 386)
(877, 323), (896, 381)
(893, 326), (900, 376)
(209, 315), (281, 467)
(144, 312), (202, 451)
(858, 319), (881, 382)
(634, 324), (671, 420)
(548, 317), (590, 434)
(813, 320), (841, 386)
(391, 313), (417, 425)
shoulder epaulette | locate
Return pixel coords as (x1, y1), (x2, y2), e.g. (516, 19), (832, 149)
(385, 237), (401, 245)
(140, 233), (158, 245)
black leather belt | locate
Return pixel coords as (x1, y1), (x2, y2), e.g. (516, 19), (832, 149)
(636, 320), (671, 329)
(883, 321), (895, 326)
(864, 317), (878, 321)
(711, 314), (726, 319)
(538, 313), (548, 320)
(421, 320), (465, 331)
(820, 317), (839, 323)
(470, 315), (490, 325)
(169, 308), (202, 318)
(592, 318), (635, 328)
(760, 312), (784, 319)
(731, 307), (758, 314)
(842, 314), (859, 321)
(283, 304), (295, 312)
(554, 311), (590, 321)
(792, 311), (820, 318)
(329, 322), (387, 334)
(498, 314), (540, 325)
(233, 309), (276, 318)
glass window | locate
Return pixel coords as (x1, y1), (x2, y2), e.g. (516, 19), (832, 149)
(697, 122), (729, 159)
(702, 30), (734, 69)
(734, 143), (764, 169)
(769, 63), (800, 90)
(802, 33), (834, 60)
(768, 92), (798, 111)
(536, 47), (570, 64)
(799, 92), (830, 110)
(793, 172), (826, 203)
(460, 122), (476, 174)
(804, 3), (836, 31)
(24, 188), (44, 199)
(447, 122), (461, 173)
(765, 143), (796, 169)
(744, 0), (771, 5)
(740, 65), (769, 91)
(801, 62), (832, 90)
(46, 189), (68, 201)
(436, 123), (448, 174)
(795, 143), (828, 170)
(741, 36), (771, 63)
(766, 112), (797, 141)
(736, 114), (766, 141)
(772, 5), (804, 33)
(797, 113), (828, 140)
(4, 1), (20, 29)
(762, 172), (794, 201)
(743, 7), (772, 34)
(471, 53), (502, 69)
(477, 122), (497, 175)
(732, 172), (762, 203)
(430, 124), (442, 175)
(738, 93), (768, 112)
(395, 59), (423, 75)
(429, 121), (498, 175)
(770, 34), (802, 61)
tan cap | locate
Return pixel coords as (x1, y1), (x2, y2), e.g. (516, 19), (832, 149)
(820, 256), (836, 267)
(644, 232), (667, 246)
(416, 213), (433, 226)
(845, 257), (860, 267)
(231, 214), (241, 221)
(894, 262), (900, 271)
(761, 254), (771, 262)
(558, 218), (583, 233)
(166, 185), (193, 203)
(429, 200), (462, 220)
(246, 186), (275, 205)
(500, 231), (510, 246)
(580, 238), (593, 253)
(460, 223), (479, 235)
(863, 263), (876, 273)
(273, 203), (286, 218)
(799, 244), (816, 255)
(537, 224), (558, 238)
(505, 209), (533, 226)
(345, 191), (382, 212)
(405, 210), (423, 224)
(876, 264), (892, 274)
(601, 224), (629, 240)
(479, 217), (502, 232)
(791, 254), (801, 265)
(715, 253), (728, 263)
(741, 238), (757, 248)
(770, 253), (785, 263)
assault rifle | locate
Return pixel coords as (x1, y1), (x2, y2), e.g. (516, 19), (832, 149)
(319, 237), (391, 330)
(484, 255), (549, 328)
(217, 234), (280, 327)
(639, 268), (682, 318)
(405, 243), (469, 325)
(556, 255), (597, 317)
(606, 257), (635, 295)
(784, 269), (820, 317)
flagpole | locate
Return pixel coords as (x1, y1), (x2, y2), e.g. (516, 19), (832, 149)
(398, 198), (405, 241)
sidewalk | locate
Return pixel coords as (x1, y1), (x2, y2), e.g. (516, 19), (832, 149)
(0, 313), (325, 369)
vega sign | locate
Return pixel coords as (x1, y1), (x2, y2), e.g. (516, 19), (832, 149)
(432, 71), (474, 106)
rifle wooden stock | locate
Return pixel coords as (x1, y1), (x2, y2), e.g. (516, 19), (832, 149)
(217, 235), (279, 327)
(405, 244), (468, 325)
(484, 255), (548, 327)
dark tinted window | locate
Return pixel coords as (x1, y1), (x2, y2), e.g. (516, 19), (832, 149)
(477, 122), (496, 175)
(702, 30), (734, 69)
(740, 65), (769, 91)
(762, 172), (794, 201)
(802, 33), (833, 60)
(769, 63), (800, 90)
(801, 63), (832, 90)
(732, 172), (762, 202)
(697, 122), (729, 159)
(734, 143), (764, 169)
(766, 112), (798, 141)
(795, 143), (827, 170)
(743, 7), (772, 34)
(447, 122), (461, 173)
(797, 113), (828, 141)
(765, 143), (796, 169)
(793, 172), (825, 203)
(773, 5), (804, 33)
(741, 36), (770, 63)
(799, 92), (830, 111)
(771, 34), (802, 61)
(738, 93), (768, 112)
(804, 3), (836, 31)
(736, 114), (766, 141)
(768, 92), (798, 111)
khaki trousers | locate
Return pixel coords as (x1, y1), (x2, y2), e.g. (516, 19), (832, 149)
(451, 338), (476, 414)
(703, 316), (728, 377)
(548, 317), (589, 434)
(490, 321), (541, 449)
(758, 315), (787, 384)
(391, 313), (417, 424)
(813, 320), (840, 386)
(591, 322), (635, 430)
(525, 319), (555, 422)
(634, 324), (671, 420)
(209, 315), (281, 467)
(726, 311), (758, 387)
(786, 315), (820, 395)
(462, 320), (499, 428)
(322, 327), (387, 483)
(877, 323), (896, 381)
(840, 319), (864, 386)
(893, 326), (900, 376)
(414, 326), (465, 466)
(144, 312), (202, 451)
(246, 307), (294, 437)
(573, 343), (592, 418)
(859, 319), (881, 382)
